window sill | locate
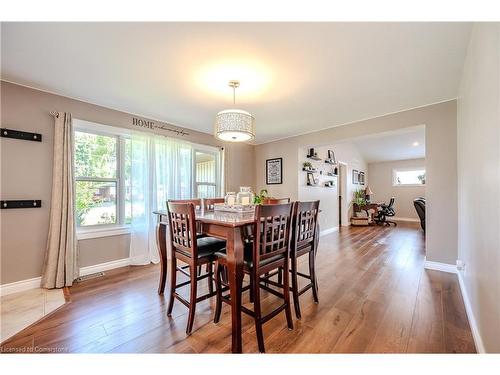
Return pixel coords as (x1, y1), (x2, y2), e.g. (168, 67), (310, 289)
(77, 226), (131, 240)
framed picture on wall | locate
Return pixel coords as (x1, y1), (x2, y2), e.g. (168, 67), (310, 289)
(359, 171), (365, 185)
(266, 158), (283, 185)
(352, 169), (359, 184)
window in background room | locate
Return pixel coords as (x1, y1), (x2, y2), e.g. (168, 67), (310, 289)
(393, 168), (426, 186)
(194, 149), (220, 198)
(74, 129), (131, 228)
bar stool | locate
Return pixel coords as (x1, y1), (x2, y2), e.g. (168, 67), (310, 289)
(213, 203), (295, 353)
(166, 202), (226, 335)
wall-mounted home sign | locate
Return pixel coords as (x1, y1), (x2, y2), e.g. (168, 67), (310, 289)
(132, 117), (189, 137)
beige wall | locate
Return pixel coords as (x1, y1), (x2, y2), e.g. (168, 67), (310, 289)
(457, 23), (500, 352)
(0, 81), (254, 284)
(255, 100), (458, 264)
(368, 158), (426, 220)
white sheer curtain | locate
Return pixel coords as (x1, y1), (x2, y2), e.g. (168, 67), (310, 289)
(129, 133), (192, 265)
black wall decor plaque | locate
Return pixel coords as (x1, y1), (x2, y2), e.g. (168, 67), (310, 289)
(1, 200), (42, 209)
(1, 128), (42, 142)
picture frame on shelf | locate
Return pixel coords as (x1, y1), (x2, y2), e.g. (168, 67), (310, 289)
(266, 157), (283, 185)
(326, 150), (336, 164)
(352, 169), (359, 184)
(307, 172), (317, 186)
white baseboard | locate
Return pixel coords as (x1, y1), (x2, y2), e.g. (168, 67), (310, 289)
(1, 258), (131, 296)
(423, 259), (457, 274)
(79, 258), (131, 277)
(457, 271), (486, 353)
(320, 227), (339, 237)
(0, 277), (42, 297)
(393, 217), (420, 222)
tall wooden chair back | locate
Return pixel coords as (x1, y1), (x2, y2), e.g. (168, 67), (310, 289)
(203, 198), (225, 211)
(167, 202), (198, 259)
(168, 199), (202, 210)
(262, 197), (291, 204)
(292, 200), (320, 254)
(252, 203), (294, 268)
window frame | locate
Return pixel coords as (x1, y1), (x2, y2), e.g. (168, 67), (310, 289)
(392, 167), (426, 187)
(192, 145), (223, 199)
(73, 119), (131, 233)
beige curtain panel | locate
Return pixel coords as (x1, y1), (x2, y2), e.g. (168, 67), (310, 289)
(41, 112), (77, 288)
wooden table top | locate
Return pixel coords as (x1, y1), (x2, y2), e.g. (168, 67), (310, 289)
(153, 209), (256, 227)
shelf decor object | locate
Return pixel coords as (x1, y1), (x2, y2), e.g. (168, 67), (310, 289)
(306, 172), (319, 186)
(266, 158), (283, 184)
(325, 149), (336, 164)
(214, 80), (255, 142)
(1, 200), (42, 209)
(1, 128), (42, 142)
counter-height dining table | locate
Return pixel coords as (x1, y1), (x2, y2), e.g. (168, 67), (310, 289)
(153, 209), (256, 353)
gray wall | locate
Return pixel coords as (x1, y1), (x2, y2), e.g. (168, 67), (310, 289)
(457, 23), (500, 352)
(255, 100), (458, 265)
(368, 158), (426, 220)
(0, 81), (255, 284)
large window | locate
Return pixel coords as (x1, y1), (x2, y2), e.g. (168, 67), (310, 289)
(74, 120), (222, 231)
(393, 168), (426, 186)
(74, 122), (131, 229)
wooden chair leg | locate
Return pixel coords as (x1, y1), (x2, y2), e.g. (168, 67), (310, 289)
(309, 250), (319, 304)
(277, 266), (283, 286)
(252, 272), (265, 353)
(282, 261), (294, 330)
(213, 261), (223, 324)
(166, 256), (177, 316)
(207, 262), (214, 294)
(249, 273), (254, 303)
(291, 257), (302, 319)
(186, 264), (198, 335)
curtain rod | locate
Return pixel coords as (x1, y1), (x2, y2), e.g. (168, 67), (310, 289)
(49, 111), (60, 118)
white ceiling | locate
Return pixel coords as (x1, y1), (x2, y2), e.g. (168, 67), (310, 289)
(348, 125), (426, 163)
(1, 22), (471, 143)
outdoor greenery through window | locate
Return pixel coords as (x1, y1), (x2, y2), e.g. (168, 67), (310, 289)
(74, 130), (131, 227)
(393, 168), (426, 186)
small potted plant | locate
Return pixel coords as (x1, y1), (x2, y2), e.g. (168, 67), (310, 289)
(303, 161), (314, 171)
(352, 189), (367, 217)
(253, 189), (268, 204)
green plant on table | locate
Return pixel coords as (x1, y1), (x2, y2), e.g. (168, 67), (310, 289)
(254, 189), (268, 204)
(352, 189), (367, 207)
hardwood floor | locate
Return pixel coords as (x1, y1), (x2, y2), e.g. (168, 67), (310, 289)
(0, 222), (476, 353)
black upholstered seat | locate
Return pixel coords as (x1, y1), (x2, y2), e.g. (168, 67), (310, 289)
(178, 237), (226, 259)
(215, 243), (284, 269)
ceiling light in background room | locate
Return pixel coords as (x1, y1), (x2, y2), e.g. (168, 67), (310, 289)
(214, 80), (255, 142)
(412, 141), (420, 146)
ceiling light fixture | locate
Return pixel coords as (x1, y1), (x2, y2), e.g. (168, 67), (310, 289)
(214, 80), (255, 142)
(412, 141), (420, 147)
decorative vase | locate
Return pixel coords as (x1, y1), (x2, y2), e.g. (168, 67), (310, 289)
(236, 187), (254, 206)
(224, 192), (237, 206)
